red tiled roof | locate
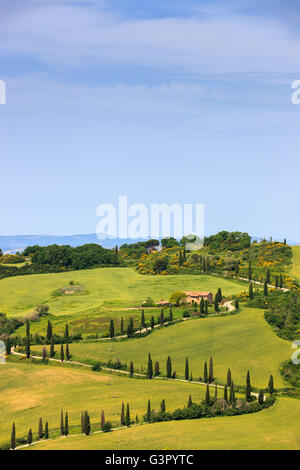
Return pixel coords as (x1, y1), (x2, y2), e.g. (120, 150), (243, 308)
(184, 291), (212, 296)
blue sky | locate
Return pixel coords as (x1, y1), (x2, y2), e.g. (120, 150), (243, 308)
(0, 0), (300, 240)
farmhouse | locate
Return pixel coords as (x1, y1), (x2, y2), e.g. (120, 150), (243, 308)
(184, 291), (213, 304)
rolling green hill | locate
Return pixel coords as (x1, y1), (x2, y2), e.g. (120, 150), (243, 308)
(32, 306), (291, 388)
(25, 397), (300, 450)
(291, 246), (300, 284)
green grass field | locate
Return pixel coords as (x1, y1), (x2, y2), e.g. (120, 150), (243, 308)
(25, 397), (300, 450)
(291, 246), (300, 283)
(0, 267), (244, 336)
(32, 306), (291, 388)
(0, 358), (208, 447)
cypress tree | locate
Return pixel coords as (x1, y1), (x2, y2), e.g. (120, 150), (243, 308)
(216, 288), (222, 303)
(120, 317), (124, 335)
(214, 296), (220, 313)
(284, 238), (287, 245)
(25, 335), (30, 359)
(150, 316), (155, 329)
(187, 394), (192, 408)
(65, 412), (69, 436)
(169, 307), (173, 322)
(235, 263), (239, 276)
(234, 299), (239, 309)
(227, 368), (232, 387)
(258, 389), (264, 405)
(101, 410), (105, 430)
(60, 343), (64, 362)
(204, 300), (208, 315)
(64, 324), (69, 342)
(66, 342), (70, 361)
(215, 383), (218, 399)
(5, 336), (11, 355)
(11, 422), (16, 450)
(203, 257), (206, 273)
(268, 375), (274, 395)
(109, 319), (114, 338)
(125, 403), (130, 426)
(83, 411), (90, 435)
(44, 421), (49, 439)
(185, 358), (189, 381)
(209, 357), (214, 383)
(81, 411), (84, 433)
(245, 370), (252, 401)
(224, 385), (228, 401)
(121, 402), (125, 426)
(166, 356), (172, 378)
(229, 381), (235, 403)
(275, 275), (279, 288)
(200, 297), (205, 314)
(266, 269), (271, 284)
(50, 336), (55, 358)
(249, 283), (254, 300)
(248, 261), (252, 281)
(204, 361), (208, 383)
(205, 384), (210, 405)
(141, 309), (146, 328)
(179, 250), (183, 266)
(147, 353), (153, 379)
(38, 418), (43, 439)
(46, 320), (52, 342)
(60, 409), (64, 436)
(26, 319), (30, 338)
(264, 280), (268, 296)
(161, 399), (166, 412)
(189, 372), (193, 381)
(146, 399), (152, 422)
(279, 274), (283, 289)
(154, 361), (160, 376)
(130, 361), (134, 376)
(27, 428), (33, 445)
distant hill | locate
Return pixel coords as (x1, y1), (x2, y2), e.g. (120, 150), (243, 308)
(0, 234), (145, 254)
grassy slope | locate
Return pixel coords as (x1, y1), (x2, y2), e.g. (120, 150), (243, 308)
(26, 398), (300, 450)
(0, 359), (207, 446)
(33, 307), (291, 388)
(0, 268), (244, 318)
(291, 246), (300, 283)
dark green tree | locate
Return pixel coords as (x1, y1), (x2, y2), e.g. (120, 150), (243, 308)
(169, 307), (173, 322)
(227, 368), (232, 387)
(66, 342), (70, 360)
(38, 418), (43, 439)
(258, 389), (264, 405)
(160, 309), (164, 326)
(166, 356), (172, 378)
(205, 384), (210, 405)
(266, 269), (271, 284)
(46, 320), (52, 342)
(216, 288), (222, 303)
(11, 422), (16, 450)
(229, 381), (235, 403)
(65, 412), (69, 436)
(60, 409), (64, 436)
(214, 296), (220, 313)
(146, 399), (152, 422)
(224, 385), (228, 401)
(154, 361), (160, 376)
(109, 319), (114, 338)
(42, 346), (47, 362)
(5, 336), (11, 355)
(83, 411), (90, 435)
(150, 316), (155, 329)
(64, 324), (69, 342)
(120, 317), (124, 335)
(121, 402), (125, 426)
(215, 383), (218, 399)
(44, 421), (49, 439)
(125, 403), (130, 426)
(27, 428), (33, 445)
(160, 399), (166, 412)
(26, 319), (30, 338)
(234, 299), (239, 309)
(249, 283), (254, 300)
(200, 297), (205, 314)
(279, 274), (283, 289)
(141, 309), (146, 328)
(204, 361), (208, 383)
(185, 358), (189, 381)
(264, 280), (268, 297)
(209, 357), (214, 383)
(248, 260), (252, 281)
(245, 370), (252, 401)
(25, 336), (30, 359)
(268, 375), (274, 395)
(130, 361), (134, 376)
(60, 343), (64, 362)
(187, 394), (192, 408)
(101, 410), (105, 430)
(204, 300), (208, 315)
(50, 336), (55, 358)
(147, 353), (153, 379)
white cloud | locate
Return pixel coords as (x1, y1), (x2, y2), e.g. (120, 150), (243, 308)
(1, 1), (300, 73)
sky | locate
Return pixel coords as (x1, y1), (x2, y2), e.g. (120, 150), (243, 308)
(0, 0), (300, 241)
